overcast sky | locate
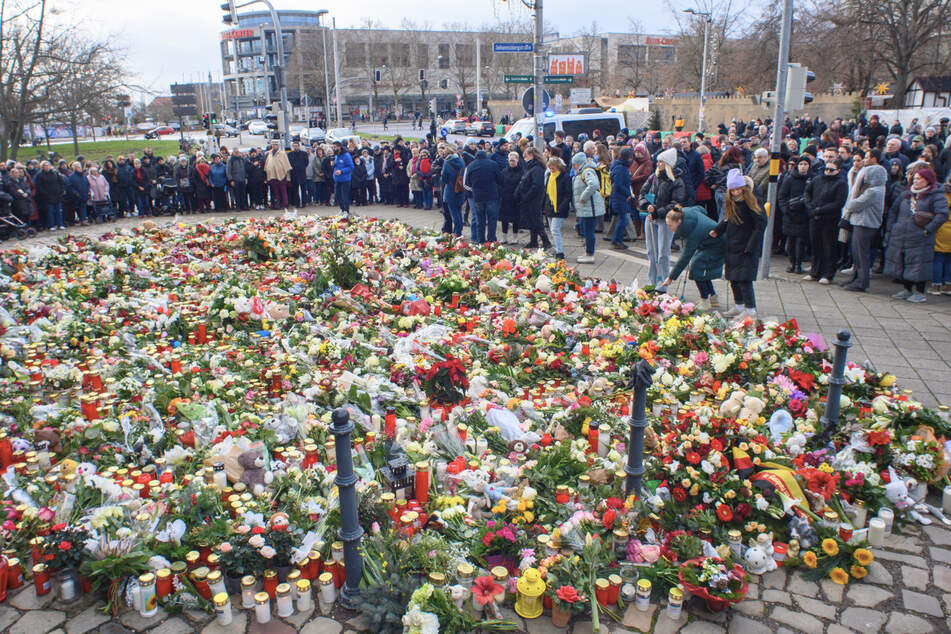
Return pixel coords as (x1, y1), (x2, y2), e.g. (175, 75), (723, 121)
(72, 0), (676, 100)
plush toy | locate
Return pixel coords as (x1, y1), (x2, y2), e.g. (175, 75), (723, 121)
(265, 301), (290, 321)
(719, 390), (746, 417)
(884, 465), (951, 525)
(269, 512), (289, 531)
(738, 395), (766, 423)
(34, 428), (62, 454)
(788, 515), (818, 550)
(237, 450), (273, 495)
(232, 297), (252, 316)
(743, 543), (776, 575)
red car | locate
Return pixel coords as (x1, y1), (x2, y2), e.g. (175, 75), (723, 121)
(145, 126), (175, 139)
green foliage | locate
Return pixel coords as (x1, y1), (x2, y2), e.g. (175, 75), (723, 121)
(322, 230), (363, 289)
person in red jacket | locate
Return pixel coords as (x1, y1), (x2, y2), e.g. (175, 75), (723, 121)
(694, 145), (716, 219)
(628, 142), (653, 239)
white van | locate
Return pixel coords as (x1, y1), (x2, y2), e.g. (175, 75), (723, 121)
(503, 112), (626, 144)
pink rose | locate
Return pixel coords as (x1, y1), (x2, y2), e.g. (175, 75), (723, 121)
(248, 535), (265, 549)
(259, 546), (276, 559)
(235, 525), (251, 535)
(640, 545), (661, 564)
(219, 542), (233, 553)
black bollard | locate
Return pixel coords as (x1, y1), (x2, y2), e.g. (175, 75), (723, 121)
(332, 407), (364, 609)
(815, 330), (852, 448)
(625, 360), (654, 496)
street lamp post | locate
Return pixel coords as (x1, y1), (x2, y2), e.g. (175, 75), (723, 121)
(233, 0), (289, 146)
(332, 17), (343, 127)
(314, 10), (332, 128)
(683, 7), (712, 133)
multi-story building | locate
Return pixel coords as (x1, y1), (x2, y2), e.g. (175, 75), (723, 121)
(220, 10), (534, 119)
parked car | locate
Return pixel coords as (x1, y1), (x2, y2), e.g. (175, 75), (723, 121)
(288, 124), (306, 141)
(144, 126), (175, 139)
(447, 119), (467, 134)
(300, 127), (326, 144)
(247, 120), (268, 135)
(211, 124), (240, 138)
(466, 120), (495, 137)
(325, 127), (361, 146)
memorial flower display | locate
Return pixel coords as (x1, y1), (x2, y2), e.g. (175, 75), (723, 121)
(0, 215), (947, 629)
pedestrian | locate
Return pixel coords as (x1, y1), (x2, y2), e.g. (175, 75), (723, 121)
(499, 151), (523, 245)
(711, 169), (767, 320)
(116, 156), (135, 216)
(463, 149), (502, 243)
(86, 166), (110, 221)
(778, 156), (812, 274)
(570, 152), (604, 263)
(639, 147), (687, 291)
(608, 147), (634, 250)
(312, 147), (328, 207)
(629, 143), (653, 237)
(362, 149), (376, 204)
(226, 149), (248, 211)
(542, 157), (571, 259)
(32, 161), (64, 230)
(439, 144), (466, 236)
(660, 204), (725, 311)
(246, 149), (267, 210)
(351, 153), (367, 207)
(331, 140), (354, 216)
(393, 140), (410, 207)
(803, 157), (848, 284)
(208, 154), (229, 212)
(930, 176), (951, 295)
(134, 158), (153, 215)
(416, 149), (433, 210)
(516, 147), (552, 251)
(287, 141), (308, 208)
(840, 160), (887, 292)
(264, 141), (292, 210)
(174, 157), (193, 213)
(706, 145), (745, 221)
(885, 167), (949, 302)
(65, 161), (90, 226)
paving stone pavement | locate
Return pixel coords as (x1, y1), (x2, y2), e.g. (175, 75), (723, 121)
(3, 204), (951, 632)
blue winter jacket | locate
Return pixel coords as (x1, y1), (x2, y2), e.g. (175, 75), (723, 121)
(209, 162), (229, 188)
(65, 171), (89, 201)
(464, 151), (502, 203)
(117, 163), (134, 188)
(333, 152), (354, 183)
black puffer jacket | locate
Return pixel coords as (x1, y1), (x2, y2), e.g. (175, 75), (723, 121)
(639, 169), (687, 220)
(514, 160), (546, 219)
(542, 169), (572, 218)
(499, 163), (523, 223)
(779, 171), (810, 238)
(804, 172), (848, 222)
(713, 199), (767, 281)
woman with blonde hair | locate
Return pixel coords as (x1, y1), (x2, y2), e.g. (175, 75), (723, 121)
(638, 147), (686, 291)
(542, 157), (571, 259)
(710, 169), (767, 319)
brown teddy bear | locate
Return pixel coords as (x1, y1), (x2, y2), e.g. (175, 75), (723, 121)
(237, 449), (273, 495)
(35, 428), (62, 454)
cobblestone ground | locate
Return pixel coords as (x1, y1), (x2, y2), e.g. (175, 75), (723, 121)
(3, 205), (951, 633)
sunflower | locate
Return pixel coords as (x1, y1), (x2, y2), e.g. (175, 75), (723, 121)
(850, 565), (868, 579)
(829, 567), (849, 585)
(853, 548), (874, 566)
(821, 538), (840, 557)
(803, 551), (818, 568)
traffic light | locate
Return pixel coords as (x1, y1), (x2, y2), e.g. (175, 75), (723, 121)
(202, 114), (209, 129)
(374, 69), (381, 83)
(221, 0), (237, 25)
(754, 91), (776, 110)
(264, 103), (285, 135)
(210, 112), (218, 125)
(785, 63), (816, 111)
(418, 69), (425, 82)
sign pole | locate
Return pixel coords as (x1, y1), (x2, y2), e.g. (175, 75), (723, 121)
(533, 0), (544, 151)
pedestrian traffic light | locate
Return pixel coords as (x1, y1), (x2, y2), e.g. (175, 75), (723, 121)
(418, 69), (425, 82)
(221, 0), (237, 25)
(755, 91), (776, 110)
(374, 69), (381, 83)
(785, 63), (815, 111)
(210, 112), (218, 125)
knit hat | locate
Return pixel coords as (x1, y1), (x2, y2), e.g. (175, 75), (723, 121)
(657, 147), (678, 167)
(571, 152), (587, 167)
(726, 168), (745, 189)
(916, 167), (937, 188)
(796, 155), (811, 166)
(912, 135), (924, 143)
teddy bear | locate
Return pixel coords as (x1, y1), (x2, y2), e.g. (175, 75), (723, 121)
(237, 449), (273, 495)
(743, 544), (776, 575)
(719, 390), (746, 417)
(738, 395), (766, 423)
(265, 301), (290, 321)
(34, 428), (62, 454)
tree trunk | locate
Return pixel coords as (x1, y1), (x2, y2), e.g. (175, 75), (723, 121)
(43, 121), (52, 154)
(71, 114), (80, 157)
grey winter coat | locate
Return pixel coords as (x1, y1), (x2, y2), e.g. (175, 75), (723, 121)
(843, 164), (887, 229)
(884, 187), (949, 282)
(572, 161), (606, 218)
(225, 156), (247, 183)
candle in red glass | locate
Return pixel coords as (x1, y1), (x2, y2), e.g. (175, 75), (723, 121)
(156, 568), (173, 599)
(384, 409), (396, 440)
(170, 357), (182, 374)
(263, 570), (279, 599)
(450, 292), (459, 308)
(587, 421), (599, 455)
(0, 433), (12, 470)
(33, 564), (50, 596)
(434, 304), (441, 316)
(197, 324), (207, 344)
(581, 343), (590, 356)
(414, 462), (429, 505)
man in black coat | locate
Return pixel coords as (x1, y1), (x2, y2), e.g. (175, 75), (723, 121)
(803, 157), (848, 284)
(287, 141), (309, 208)
(463, 150), (502, 244)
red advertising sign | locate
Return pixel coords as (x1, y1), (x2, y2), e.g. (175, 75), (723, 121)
(645, 37), (677, 46)
(221, 29), (254, 40)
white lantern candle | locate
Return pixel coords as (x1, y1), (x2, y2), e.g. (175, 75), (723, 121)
(276, 583), (294, 617)
(296, 579), (312, 612)
(254, 592), (271, 624)
(214, 592), (233, 626)
(868, 518), (885, 547)
(877, 507), (894, 533)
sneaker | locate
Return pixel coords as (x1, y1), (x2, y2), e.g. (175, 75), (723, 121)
(943, 283), (951, 295)
(818, 277), (831, 285)
(840, 267), (855, 275)
(842, 284), (866, 293)
(892, 289), (912, 300)
(721, 306), (743, 319)
(927, 285), (943, 296)
(576, 254), (595, 264)
(697, 298), (711, 311)
(907, 292), (927, 303)
(709, 296), (720, 312)
(555, 252), (565, 260)
(59, 225), (65, 230)
(802, 274), (816, 281)
(611, 242), (629, 251)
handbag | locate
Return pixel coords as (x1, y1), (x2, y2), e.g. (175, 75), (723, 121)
(178, 177), (190, 189)
(454, 169), (464, 193)
(911, 195), (935, 228)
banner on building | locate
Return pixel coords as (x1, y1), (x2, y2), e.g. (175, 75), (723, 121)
(547, 53), (585, 76)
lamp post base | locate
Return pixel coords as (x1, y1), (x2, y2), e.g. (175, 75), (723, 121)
(338, 584), (361, 610)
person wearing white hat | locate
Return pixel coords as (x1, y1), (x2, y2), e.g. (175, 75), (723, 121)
(638, 146), (687, 291)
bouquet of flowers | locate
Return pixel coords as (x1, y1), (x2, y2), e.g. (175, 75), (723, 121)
(417, 355), (470, 404)
(678, 557), (748, 611)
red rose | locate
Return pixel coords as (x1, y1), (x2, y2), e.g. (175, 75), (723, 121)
(58, 541), (72, 551)
(51, 523), (67, 532)
(252, 526), (267, 535)
(672, 486), (687, 502)
(716, 504), (733, 522)
(734, 502), (752, 520)
(482, 531), (496, 547)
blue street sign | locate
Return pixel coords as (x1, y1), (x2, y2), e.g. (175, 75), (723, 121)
(493, 42), (533, 53)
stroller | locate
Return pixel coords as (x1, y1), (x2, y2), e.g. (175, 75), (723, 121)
(88, 193), (117, 224)
(0, 192), (36, 240)
(152, 178), (179, 216)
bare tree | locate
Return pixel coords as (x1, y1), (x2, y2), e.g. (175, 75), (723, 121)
(0, 0), (52, 160)
(666, 0), (752, 93)
(285, 28), (336, 113)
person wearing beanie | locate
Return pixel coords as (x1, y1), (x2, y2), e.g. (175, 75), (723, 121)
(803, 157), (848, 284)
(607, 147), (634, 249)
(779, 156), (813, 273)
(639, 146), (687, 291)
(710, 168), (766, 320)
(840, 159), (887, 292)
(885, 166), (949, 302)
(571, 151), (604, 263)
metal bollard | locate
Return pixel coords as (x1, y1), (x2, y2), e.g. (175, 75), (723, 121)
(332, 407), (364, 609)
(814, 330), (851, 448)
(625, 360), (653, 496)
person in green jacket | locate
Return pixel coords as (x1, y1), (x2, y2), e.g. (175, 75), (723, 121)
(661, 204), (725, 311)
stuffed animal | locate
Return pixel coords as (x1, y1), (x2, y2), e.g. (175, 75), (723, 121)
(719, 390), (746, 417)
(788, 515), (818, 550)
(34, 428), (62, 454)
(232, 297), (252, 316)
(743, 543), (776, 575)
(265, 301), (290, 321)
(237, 450), (273, 495)
(739, 395), (766, 423)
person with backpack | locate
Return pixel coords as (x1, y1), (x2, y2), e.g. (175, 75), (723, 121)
(571, 152), (605, 263)
(417, 149), (433, 210)
(639, 147), (687, 292)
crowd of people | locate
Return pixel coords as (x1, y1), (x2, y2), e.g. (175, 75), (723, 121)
(3, 111), (950, 311)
